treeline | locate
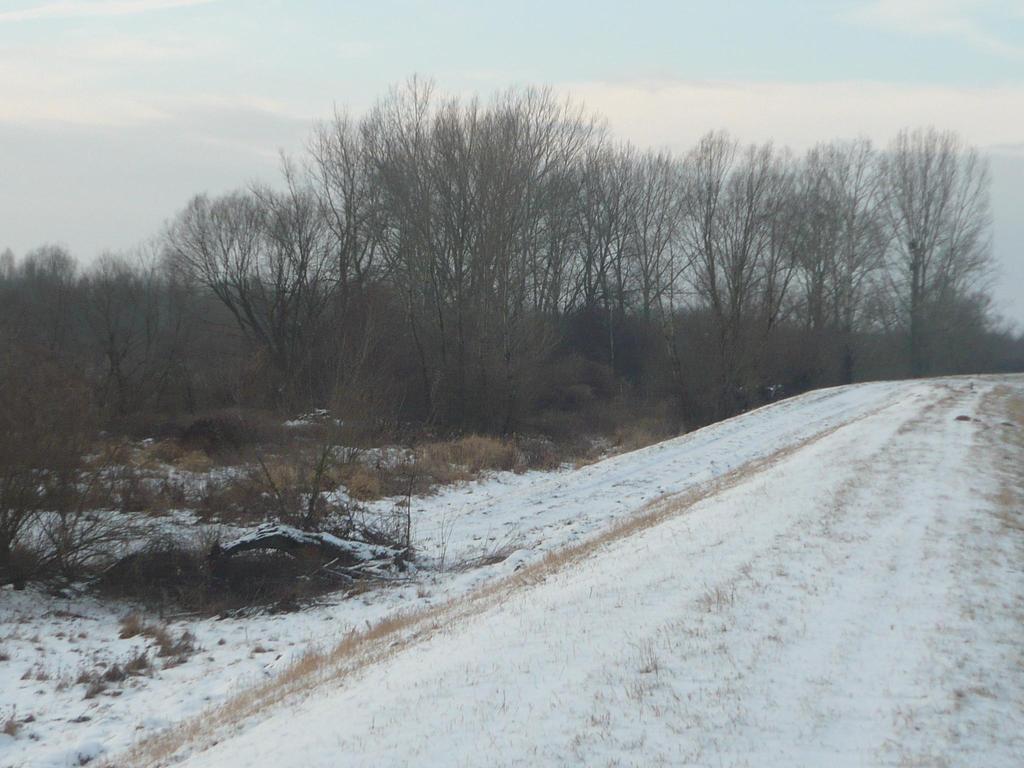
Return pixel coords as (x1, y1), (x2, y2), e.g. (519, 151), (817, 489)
(2, 80), (1022, 437)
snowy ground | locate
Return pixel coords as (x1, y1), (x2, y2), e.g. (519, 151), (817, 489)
(2, 377), (1022, 767)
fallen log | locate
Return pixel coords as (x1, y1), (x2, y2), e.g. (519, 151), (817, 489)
(211, 524), (407, 574)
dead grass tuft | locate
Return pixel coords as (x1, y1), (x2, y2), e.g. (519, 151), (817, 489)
(636, 639), (661, 675)
(102, 664), (128, 683)
(118, 614), (196, 662)
(118, 613), (146, 639)
(697, 584), (737, 613)
(337, 464), (382, 501)
(124, 650), (151, 676)
(143, 626), (196, 661)
(3, 715), (20, 738)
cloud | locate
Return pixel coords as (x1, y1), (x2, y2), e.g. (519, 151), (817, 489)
(71, 36), (208, 61)
(846, 0), (1024, 58)
(0, 30), (228, 125)
(0, 0), (216, 23)
(0, 55), (168, 125)
(555, 78), (1024, 153)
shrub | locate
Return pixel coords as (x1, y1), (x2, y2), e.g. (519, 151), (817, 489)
(179, 415), (258, 457)
(0, 347), (96, 584)
(100, 541), (211, 608)
(0, 346), (151, 586)
(2, 546), (41, 591)
(99, 537), (364, 613)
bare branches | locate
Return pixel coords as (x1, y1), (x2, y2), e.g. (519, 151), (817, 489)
(883, 128), (992, 375)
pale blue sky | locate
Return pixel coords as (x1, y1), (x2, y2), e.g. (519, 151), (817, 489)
(1, 0), (1023, 321)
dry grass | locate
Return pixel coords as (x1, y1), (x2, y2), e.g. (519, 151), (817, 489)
(427, 435), (519, 474)
(111, 406), (867, 768)
(79, 623), (176, 700)
(978, 385), (1024, 536)
(636, 639), (661, 675)
(256, 457), (305, 491)
(153, 629), (197, 661)
(124, 650), (152, 676)
(100, 419), (617, 523)
(335, 464), (382, 501)
(332, 434), (556, 503)
(168, 449), (217, 474)
(697, 584), (737, 613)
(118, 613), (146, 639)
(611, 419), (670, 453)
(3, 714), (20, 738)
(133, 440), (216, 474)
(118, 615), (196, 662)
(1001, 388), (1024, 431)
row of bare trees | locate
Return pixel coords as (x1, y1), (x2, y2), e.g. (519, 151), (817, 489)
(2, 81), (1017, 435)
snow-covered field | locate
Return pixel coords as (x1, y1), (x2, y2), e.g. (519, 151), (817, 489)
(2, 377), (1022, 767)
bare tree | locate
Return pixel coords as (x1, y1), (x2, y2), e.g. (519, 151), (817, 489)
(84, 245), (194, 415)
(627, 150), (686, 321)
(682, 133), (793, 414)
(167, 165), (336, 406)
(795, 139), (888, 382)
(883, 128), (991, 376)
(309, 110), (383, 297)
(0, 249), (14, 280)
(17, 245), (79, 355)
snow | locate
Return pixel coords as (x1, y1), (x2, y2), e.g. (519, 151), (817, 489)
(219, 523), (403, 562)
(3, 377), (1022, 767)
(371, 380), (908, 569)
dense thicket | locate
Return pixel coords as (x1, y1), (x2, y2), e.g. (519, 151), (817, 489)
(2, 81), (1020, 439)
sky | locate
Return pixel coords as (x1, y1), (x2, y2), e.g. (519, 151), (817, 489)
(1, 0), (1022, 323)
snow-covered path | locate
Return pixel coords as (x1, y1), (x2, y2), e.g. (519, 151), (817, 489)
(168, 378), (1024, 768)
